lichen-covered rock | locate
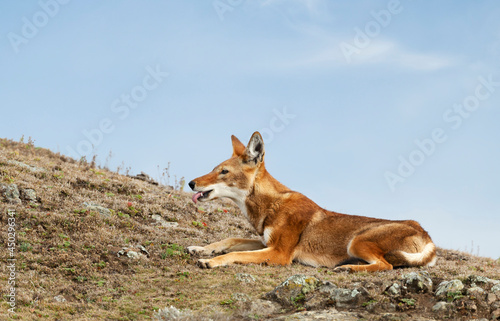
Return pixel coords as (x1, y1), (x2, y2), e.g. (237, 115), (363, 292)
(402, 271), (433, 293)
(331, 287), (370, 308)
(386, 283), (402, 296)
(83, 201), (111, 218)
(240, 299), (280, 318)
(21, 188), (37, 202)
(235, 273), (256, 283)
(265, 275), (319, 307)
(432, 301), (453, 313)
(467, 286), (485, 297)
(1, 183), (21, 204)
(435, 279), (464, 299)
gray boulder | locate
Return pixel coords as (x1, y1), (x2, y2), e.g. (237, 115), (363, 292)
(402, 271), (433, 293)
(265, 275), (320, 307)
(1, 183), (21, 204)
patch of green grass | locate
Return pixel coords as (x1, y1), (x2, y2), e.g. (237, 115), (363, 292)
(161, 244), (188, 259)
(20, 242), (32, 252)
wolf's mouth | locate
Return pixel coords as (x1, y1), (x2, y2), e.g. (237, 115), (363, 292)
(192, 190), (213, 204)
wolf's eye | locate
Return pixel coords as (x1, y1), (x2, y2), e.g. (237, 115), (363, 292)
(221, 169), (229, 175)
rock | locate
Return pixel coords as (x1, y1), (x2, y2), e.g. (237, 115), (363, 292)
(1, 183), (21, 204)
(487, 293), (498, 305)
(152, 214), (179, 228)
(386, 283), (402, 296)
(53, 295), (66, 303)
(435, 279), (464, 299)
(154, 306), (192, 320)
(467, 286), (485, 298)
(492, 309), (500, 320)
(492, 284), (500, 295)
(432, 301), (453, 313)
(241, 299), (280, 318)
(21, 188), (37, 202)
(235, 273), (256, 283)
(402, 271), (433, 293)
(117, 246), (148, 259)
(331, 287), (370, 309)
(6, 160), (46, 173)
(317, 281), (338, 296)
(83, 202), (111, 218)
(468, 275), (493, 285)
(231, 293), (250, 302)
(128, 172), (159, 185)
(271, 309), (361, 320)
(265, 275), (320, 307)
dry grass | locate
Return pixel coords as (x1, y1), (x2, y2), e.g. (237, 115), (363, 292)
(1, 137), (499, 320)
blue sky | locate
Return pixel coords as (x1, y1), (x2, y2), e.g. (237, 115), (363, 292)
(1, 1), (499, 259)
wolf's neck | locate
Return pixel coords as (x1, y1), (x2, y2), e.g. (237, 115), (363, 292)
(240, 167), (292, 234)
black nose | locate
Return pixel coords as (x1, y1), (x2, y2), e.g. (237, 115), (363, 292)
(188, 180), (196, 190)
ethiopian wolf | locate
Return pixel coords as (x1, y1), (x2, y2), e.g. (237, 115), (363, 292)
(187, 132), (436, 272)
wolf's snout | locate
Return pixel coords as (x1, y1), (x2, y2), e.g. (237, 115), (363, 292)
(188, 180), (196, 190)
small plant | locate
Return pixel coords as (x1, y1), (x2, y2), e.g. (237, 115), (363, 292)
(20, 242), (32, 252)
(447, 291), (464, 302)
(192, 221), (207, 228)
(105, 192), (115, 197)
(161, 244), (188, 259)
(399, 298), (416, 307)
(362, 299), (377, 307)
(176, 271), (190, 280)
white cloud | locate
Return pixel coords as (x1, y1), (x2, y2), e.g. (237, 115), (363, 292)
(285, 39), (457, 72)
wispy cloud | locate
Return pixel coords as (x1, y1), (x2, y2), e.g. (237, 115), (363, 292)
(278, 39), (457, 72)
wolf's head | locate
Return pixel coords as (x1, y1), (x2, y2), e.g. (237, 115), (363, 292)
(188, 132), (265, 204)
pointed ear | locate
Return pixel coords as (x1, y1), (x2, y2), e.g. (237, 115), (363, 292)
(244, 132), (265, 165)
(231, 135), (246, 157)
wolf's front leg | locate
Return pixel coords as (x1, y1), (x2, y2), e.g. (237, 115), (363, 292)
(187, 238), (265, 256)
(197, 247), (292, 268)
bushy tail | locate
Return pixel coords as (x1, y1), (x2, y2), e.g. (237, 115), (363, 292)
(385, 242), (437, 268)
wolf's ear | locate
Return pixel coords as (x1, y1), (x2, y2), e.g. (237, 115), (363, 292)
(231, 135), (246, 157)
(244, 132), (265, 165)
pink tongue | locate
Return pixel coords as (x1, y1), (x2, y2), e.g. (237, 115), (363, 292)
(192, 192), (203, 204)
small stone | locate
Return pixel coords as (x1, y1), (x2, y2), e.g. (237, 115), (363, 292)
(1, 183), (21, 204)
(435, 279), (464, 298)
(492, 284), (500, 295)
(235, 273), (256, 283)
(231, 293), (250, 302)
(487, 293), (497, 305)
(318, 281), (338, 296)
(468, 275), (492, 285)
(386, 283), (401, 296)
(492, 309), (500, 320)
(265, 275), (319, 307)
(21, 188), (37, 202)
(332, 287), (370, 309)
(54, 295), (66, 303)
(83, 202), (111, 218)
(242, 299), (280, 317)
(467, 286), (485, 298)
(432, 301), (452, 313)
(402, 271), (433, 293)
(154, 306), (192, 320)
(126, 250), (140, 259)
(152, 214), (179, 228)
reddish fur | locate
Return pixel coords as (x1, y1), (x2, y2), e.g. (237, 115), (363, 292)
(188, 132), (437, 271)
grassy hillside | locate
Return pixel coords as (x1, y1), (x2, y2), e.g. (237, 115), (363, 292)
(1, 137), (499, 320)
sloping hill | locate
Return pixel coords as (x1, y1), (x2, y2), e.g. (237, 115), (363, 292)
(1, 137), (499, 320)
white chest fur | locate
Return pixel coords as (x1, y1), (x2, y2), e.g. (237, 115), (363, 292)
(261, 227), (272, 246)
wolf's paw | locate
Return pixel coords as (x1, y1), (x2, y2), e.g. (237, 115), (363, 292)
(333, 266), (353, 273)
(186, 246), (211, 256)
(197, 259), (216, 269)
